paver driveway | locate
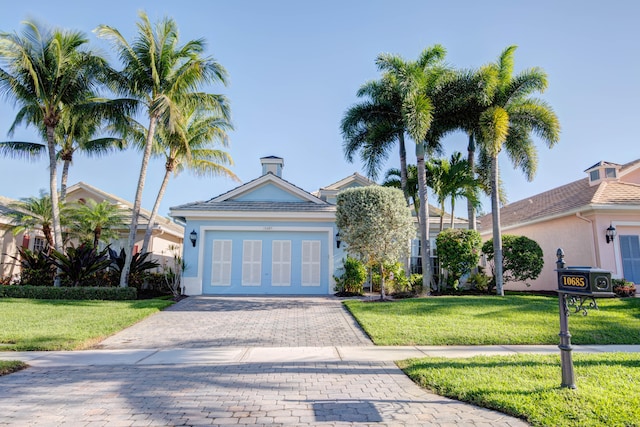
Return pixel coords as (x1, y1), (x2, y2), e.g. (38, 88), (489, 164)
(98, 296), (373, 348)
(0, 296), (529, 426)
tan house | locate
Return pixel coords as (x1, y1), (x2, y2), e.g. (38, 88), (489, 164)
(478, 159), (640, 292)
(0, 183), (183, 281)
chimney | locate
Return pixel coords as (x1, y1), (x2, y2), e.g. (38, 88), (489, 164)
(260, 156), (284, 177)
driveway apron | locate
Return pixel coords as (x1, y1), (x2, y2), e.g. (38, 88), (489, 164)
(0, 296), (529, 426)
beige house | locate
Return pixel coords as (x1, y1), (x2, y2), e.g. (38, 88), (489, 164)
(0, 183), (183, 281)
(478, 159), (640, 292)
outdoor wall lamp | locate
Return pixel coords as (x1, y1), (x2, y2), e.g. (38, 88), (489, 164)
(605, 224), (617, 244)
(336, 232), (341, 249)
(189, 229), (198, 247)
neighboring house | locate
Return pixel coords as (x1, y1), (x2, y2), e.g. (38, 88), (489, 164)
(0, 183), (184, 281)
(478, 159), (640, 292)
(65, 182), (184, 266)
(170, 156), (468, 296)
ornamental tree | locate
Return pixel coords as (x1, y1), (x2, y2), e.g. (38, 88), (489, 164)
(436, 228), (481, 287)
(335, 186), (415, 300)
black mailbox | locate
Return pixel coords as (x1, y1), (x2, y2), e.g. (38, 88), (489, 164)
(557, 266), (614, 297)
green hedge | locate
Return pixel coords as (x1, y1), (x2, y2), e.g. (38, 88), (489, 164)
(0, 285), (137, 300)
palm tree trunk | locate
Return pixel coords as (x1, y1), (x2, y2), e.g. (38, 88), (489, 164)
(416, 142), (432, 294)
(398, 132), (409, 206)
(450, 199), (455, 229)
(466, 132), (477, 230)
(94, 226), (101, 249)
(491, 154), (504, 296)
(439, 201), (445, 232)
(60, 159), (71, 202)
(119, 116), (158, 287)
(141, 164), (171, 253)
(46, 125), (63, 287)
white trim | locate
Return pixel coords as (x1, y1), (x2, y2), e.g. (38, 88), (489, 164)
(169, 210), (336, 221)
(209, 174), (326, 204)
(194, 226), (335, 294)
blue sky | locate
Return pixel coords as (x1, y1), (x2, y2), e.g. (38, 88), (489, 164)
(1, 1), (638, 218)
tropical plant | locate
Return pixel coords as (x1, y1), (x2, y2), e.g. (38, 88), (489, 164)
(334, 256), (367, 295)
(5, 191), (56, 252)
(108, 247), (160, 289)
(436, 228), (481, 288)
(336, 186), (415, 300)
(44, 244), (112, 287)
(482, 235), (544, 289)
(0, 21), (108, 261)
(96, 11), (230, 287)
(65, 199), (127, 248)
(141, 105), (238, 252)
(477, 46), (560, 295)
(374, 45), (450, 293)
(383, 165), (420, 218)
(9, 247), (56, 285)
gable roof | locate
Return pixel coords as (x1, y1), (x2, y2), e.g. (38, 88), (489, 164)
(170, 172), (334, 216)
(66, 182), (183, 236)
(478, 159), (640, 232)
(317, 172), (376, 192)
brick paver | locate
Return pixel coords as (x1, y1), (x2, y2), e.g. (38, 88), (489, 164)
(98, 296), (372, 348)
(0, 362), (528, 426)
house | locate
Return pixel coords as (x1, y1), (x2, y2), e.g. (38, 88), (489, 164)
(0, 183), (183, 281)
(170, 156), (469, 295)
(478, 159), (640, 292)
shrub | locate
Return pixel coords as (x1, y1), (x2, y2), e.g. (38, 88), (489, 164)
(467, 271), (490, 293)
(334, 256), (366, 295)
(44, 244), (112, 287)
(482, 235), (544, 287)
(612, 278), (637, 298)
(371, 262), (411, 296)
(108, 248), (160, 289)
(0, 285), (137, 300)
(10, 247), (55, 286)
(436, 228), (481, 287)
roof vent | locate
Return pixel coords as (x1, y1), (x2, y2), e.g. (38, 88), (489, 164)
(260, 156), (284, 178)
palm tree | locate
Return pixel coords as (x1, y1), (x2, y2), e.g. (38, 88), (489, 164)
(96, 11), (230, 287)
(478, 45), (560, 295)
(375, 45), (449, 292)
(425, 158), (447, 232)
(140, 106), (238, 253)
(66, 199), (126, 248)
(342, 76), (410, 201)
(0, 21), (106, 266)
(442, 152), (481, 229)
(5, 191), (56, 253)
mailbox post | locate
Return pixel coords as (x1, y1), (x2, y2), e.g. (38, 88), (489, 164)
(555, 248), (614, 389)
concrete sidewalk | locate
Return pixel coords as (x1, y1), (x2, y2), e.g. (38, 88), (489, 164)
(3, 344), (639, 367)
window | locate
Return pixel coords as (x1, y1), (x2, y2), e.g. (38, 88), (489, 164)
(32, 237), (47, 253)
(211, 240), (232, 286)
(242, 240), (262, 286)
(589, 170), (600, 181)
(301, 240), (321, 286)
(605, 167), (617, 178)
(272, 240), (291, 286)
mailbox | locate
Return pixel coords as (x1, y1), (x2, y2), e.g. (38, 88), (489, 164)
(557, 266), (614, 297)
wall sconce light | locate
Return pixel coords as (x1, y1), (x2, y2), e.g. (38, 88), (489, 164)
(336, 232), (341, 249)
(189, 229), (197, 247)
(605, 224), (616, 244)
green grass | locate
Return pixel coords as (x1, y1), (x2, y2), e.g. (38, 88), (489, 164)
(0, 298), (174, 351)
(0, 360), (27, 376)
(344, 295), (640, 345)
(398, 353), (640, 427)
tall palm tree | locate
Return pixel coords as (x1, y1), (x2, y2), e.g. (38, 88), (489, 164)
(140, 106), (238, 253)
(96, 11), (230, 287)
(6, 191), (56, 253)
(342, 76), (410, 201)
(0, 21), (106, 268)
(478, 45), (560, 295)
(375, 45), (449, 292)
(66, 199), (126, 248)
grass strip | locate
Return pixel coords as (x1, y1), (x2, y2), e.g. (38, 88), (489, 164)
(0, 298), (173, 351)
(0, 360), (28, 376)
(398, 353), (640, 427)
(344, 295), (640, 345)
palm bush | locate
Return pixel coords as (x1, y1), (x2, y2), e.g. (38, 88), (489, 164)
(9, 247), (56, 285)
(44, 244), (112, 287)
(107, 248), (160, 289)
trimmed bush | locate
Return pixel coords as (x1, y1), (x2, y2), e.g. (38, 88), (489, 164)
(0, 285), (137, 300)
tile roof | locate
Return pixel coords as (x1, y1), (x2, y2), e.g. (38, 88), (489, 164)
(478, 159), (640, 232)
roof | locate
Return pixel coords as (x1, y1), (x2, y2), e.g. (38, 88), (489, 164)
(478, 159), (640, 232)
(66, 182), (183, 235)
(317, 172), (376, 191)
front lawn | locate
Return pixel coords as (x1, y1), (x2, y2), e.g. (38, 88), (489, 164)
(399, 352), (640, 427)
(0, 298), (173, 351)
(343, 295), (640, 345)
